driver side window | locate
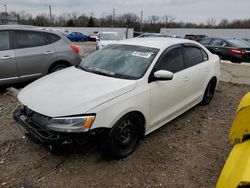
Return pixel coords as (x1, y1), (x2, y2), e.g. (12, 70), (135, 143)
(156, 47), (185, 73)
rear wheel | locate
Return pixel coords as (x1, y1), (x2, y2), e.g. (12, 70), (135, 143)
(200, 78), (216, 105)
(104, 113), (143, 159)
(49, 63), (69, 73)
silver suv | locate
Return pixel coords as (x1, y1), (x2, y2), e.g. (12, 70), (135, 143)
(0, 25), (82, 86)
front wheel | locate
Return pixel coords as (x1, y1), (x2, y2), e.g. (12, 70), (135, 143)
(104, 113), (142, 159)
(200, 79), (216, 105)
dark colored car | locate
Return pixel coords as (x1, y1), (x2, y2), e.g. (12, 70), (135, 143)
(200, 38), (250, 63)
(184, 34), (208, 42)
(66, 32), (89, 42)
(243, 38), (250, 43)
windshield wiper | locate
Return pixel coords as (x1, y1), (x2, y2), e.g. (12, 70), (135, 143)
(76, 65), (91, 72)
(88, 67), (116, 77)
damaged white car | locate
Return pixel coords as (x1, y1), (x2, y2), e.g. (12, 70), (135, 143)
(13, 38), (220, 158)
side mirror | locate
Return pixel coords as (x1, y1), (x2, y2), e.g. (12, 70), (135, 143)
(150, 70), (174, 82)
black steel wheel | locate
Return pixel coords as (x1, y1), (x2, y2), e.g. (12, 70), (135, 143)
(201, 78), (216, 105)
(106, 113), (143, 159)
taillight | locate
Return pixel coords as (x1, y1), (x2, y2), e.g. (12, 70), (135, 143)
(229, 48), (245, 56)
(70, 44), (79, 54)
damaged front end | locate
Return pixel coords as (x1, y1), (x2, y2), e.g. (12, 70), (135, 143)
(13, 106), (97, 148)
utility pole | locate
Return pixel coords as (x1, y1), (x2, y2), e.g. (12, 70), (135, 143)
(48, 5), (52, 26)
(112, 9), (115, 27)
(4, 4), (7, 22)
(140, 10), (143, 32)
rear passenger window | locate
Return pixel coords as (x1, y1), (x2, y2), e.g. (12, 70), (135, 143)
(185, 47), (203, 67)
(157, 47), (185, 73)
(0, 31), (10, 51)
(44, 33), (61, 43)
(201, 49), (208, 61)
(15, 31), (48, 49)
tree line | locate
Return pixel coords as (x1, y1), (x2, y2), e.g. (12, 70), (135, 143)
(1, 11), (250, 32)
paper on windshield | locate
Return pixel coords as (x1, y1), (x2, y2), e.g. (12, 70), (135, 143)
(131, 51), (154, 58)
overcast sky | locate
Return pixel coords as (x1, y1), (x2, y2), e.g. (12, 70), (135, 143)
(0, 0), (249, 23)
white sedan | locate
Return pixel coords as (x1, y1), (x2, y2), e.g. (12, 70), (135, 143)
(13, 38), (220, 158)
(96, 31), (122, 50)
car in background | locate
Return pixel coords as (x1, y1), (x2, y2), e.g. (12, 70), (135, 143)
(66, 32), (89, 42)
(200, 38), (250, 63)
(89, 31), (99, 41)
(96, 31), (122, 50)
(0, 25), (81, 86)
(13, 38), (220, 158)
(184, 34), (208, 42)
(137, 33), (170, 38)
(243, 38), (250, 43)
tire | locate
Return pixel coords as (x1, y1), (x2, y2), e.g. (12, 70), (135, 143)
(200, 78), (216, 105)
(49, 63), (69, 73)
(104, 113), (143, 159)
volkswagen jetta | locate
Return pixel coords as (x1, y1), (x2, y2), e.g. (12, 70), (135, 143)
(13, 38), (220, 158)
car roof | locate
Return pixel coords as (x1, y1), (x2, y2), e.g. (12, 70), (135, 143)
(0, 25), (59, 34)
(100, 32), (118, 34)
(116, 37), (199, 50)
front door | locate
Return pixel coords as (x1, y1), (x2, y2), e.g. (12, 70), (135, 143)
(149, 45), (189, 129)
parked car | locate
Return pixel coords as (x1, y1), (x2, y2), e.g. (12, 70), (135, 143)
(96, 31), (122, 50)
(200, 38), (250, 63)
(0, 25), (81, 86)
(13, 38), (220, 158)
(137, 33), (170, 38)
(242, 38), (250, 43)
(89, 31), (99, 41)
(66, 32), (89, 42)
(184, 34), (208, 42)
(216, 92), (250, 187)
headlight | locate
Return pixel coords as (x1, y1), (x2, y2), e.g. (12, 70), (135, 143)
(47, 115), (95, 133)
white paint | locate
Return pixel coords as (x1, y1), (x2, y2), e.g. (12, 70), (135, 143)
(17, 38), (220, 135)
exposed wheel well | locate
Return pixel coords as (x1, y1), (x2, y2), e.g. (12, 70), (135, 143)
(48, 61), (71, 73)
(123, 111), (146, 137)
(211, 76), (217, 85)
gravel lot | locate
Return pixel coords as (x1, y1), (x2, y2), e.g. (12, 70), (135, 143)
(1, 81), (250, 188)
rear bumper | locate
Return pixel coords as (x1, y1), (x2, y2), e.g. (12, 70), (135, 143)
(13, 106), (90, 144)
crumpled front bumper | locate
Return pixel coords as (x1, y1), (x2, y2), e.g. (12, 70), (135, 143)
(13, 106), (90, 144)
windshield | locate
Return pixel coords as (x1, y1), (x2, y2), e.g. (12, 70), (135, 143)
(79, 44), (159, 80)
(228, 39), (250, 48)
(100, 33), (122, 41)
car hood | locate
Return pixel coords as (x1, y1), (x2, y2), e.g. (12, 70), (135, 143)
(18, 67), (136, 117)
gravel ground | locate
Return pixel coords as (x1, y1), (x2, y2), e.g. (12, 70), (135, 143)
(0, 81), (250, 188)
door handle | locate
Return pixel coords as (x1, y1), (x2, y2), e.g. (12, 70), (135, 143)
(0, 55), (12, 60)
(44, 51), (54, 54)
(184, 76), (190, 82)
(214, 48), (219, 50)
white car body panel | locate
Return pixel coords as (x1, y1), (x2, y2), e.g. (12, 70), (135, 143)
(18, 67), (136, 117)
(17, 38), (220, 136)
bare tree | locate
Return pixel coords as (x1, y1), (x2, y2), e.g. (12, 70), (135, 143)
(206, 17), (217, 28)
(149, 15), (159, 24)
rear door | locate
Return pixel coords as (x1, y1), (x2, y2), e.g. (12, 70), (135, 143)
(14, 30), (56, 79)
(183, 45), (210, 103)
(0, 30), (18, 83)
